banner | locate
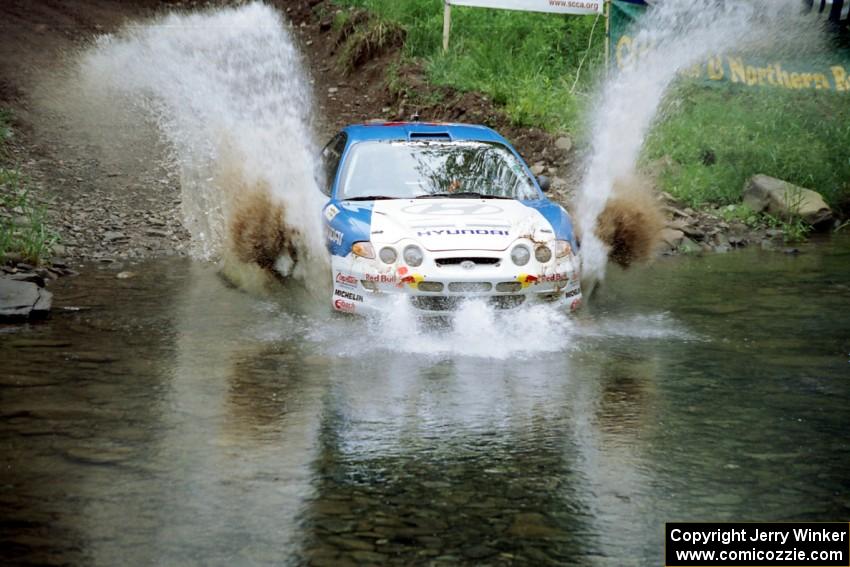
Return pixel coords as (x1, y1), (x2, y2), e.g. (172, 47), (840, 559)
(609, 0), (850, 93)
(448, 0), (603, 16)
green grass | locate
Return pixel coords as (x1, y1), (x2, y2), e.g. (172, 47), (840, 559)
(331, 0), (605, 132)
(644, 83), (850, 211)
(0, 110), (59, 265)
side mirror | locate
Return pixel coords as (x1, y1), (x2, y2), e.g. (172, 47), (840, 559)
(537, 175), (551, 192)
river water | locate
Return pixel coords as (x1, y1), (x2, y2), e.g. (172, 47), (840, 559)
(2, 237), (849, 566)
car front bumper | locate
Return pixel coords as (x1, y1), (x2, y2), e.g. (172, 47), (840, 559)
(330, 249), (582, 316)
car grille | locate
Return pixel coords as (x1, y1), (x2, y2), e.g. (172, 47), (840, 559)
(410, 296), (463, 311)
(435, 257), (500, 267)
(410, 295), (526, 312)
(488, 295), (526, 309)
(447, 282), (492, 293)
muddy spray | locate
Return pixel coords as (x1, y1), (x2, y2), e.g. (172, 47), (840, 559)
(578, 0), (825, 289)
(78, 2), (328, 289)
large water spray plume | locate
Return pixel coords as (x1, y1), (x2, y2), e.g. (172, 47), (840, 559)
(579, 0), (827, 289)
(78, 2), (328, 289)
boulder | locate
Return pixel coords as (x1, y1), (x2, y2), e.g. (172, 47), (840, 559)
(554, 135), (572, 152)
(660, 228), (684, 248)
(743, 175), (832, 226)
(0, 278), (52, 320)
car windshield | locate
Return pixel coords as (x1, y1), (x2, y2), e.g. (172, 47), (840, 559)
(338, 140), (540, 200)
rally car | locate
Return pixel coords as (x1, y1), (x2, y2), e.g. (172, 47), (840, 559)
(319, 121), (582, 315)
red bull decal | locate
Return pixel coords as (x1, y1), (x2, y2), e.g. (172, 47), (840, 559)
(398, 266), (409, 276)
(570, 297), (582, 311)
(399, 274), (424, 289)
(538, 273), (569, 283)
(334, 299), (356, 313)
(365, 273), (397, 283)
(517, 274), (539, 288)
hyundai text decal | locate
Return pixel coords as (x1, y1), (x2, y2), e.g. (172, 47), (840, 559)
(402, 202), (503, 216)
(417, 228), (510, 237)
(325, 226), (343, 245)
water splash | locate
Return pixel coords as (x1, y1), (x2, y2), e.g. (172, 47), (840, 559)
(577, 0), (826, 287)
(78, 2), (328, 284)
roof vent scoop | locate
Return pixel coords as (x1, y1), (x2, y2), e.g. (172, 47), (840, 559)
(408, 132), (452, 141)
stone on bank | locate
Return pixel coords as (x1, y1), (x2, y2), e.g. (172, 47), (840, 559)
(0, 278), (52, 320)
(743, 174), (833, 226)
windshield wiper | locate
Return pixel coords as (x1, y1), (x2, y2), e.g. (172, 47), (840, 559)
(344, 195), (397, 201)
(416, 192), (512, 199)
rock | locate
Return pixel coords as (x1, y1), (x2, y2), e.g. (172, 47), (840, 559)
(145, 229), (168, 237)
(660, 228), (684, 248)
(507, 513), (561, 539)
(530, 162), (546, 176)
(743, 175), (832, 226)
(103, 231), (128, 243)
(554, 136), (572, 152)
(679, 237), (700, 254)
(7, 272), (45, 287)
(52, 244), (67, 256)
(116, 271), (136, 279)
(0, 278), (52, 320)
(680, 224), (705, 240)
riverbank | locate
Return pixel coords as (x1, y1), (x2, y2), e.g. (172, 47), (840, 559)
(0, 0), (843, 281)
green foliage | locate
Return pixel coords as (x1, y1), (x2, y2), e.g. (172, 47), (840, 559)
(332, 0), (605, 132)
(0, 110), (59, 265)
(644, 83), (850, 210)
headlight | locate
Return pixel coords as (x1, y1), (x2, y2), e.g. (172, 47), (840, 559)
(403, 245), (424, 267)
(510, 245), (530, 266)
(352, 241), (375, 259)
(534, 245), (552, 263)
(553, 240), (572, 258)
(379, 246), (397, 264)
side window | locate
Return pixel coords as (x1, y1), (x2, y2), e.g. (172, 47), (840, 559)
(320, 132), (347, 197)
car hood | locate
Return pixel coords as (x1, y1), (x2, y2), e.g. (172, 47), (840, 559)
(369, 198), (554, 251)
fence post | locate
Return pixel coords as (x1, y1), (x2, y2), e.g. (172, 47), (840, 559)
(604, 0), (610, 74)
(443, 0), (452, 53)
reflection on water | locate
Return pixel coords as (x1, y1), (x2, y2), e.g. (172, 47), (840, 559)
(1, 237), (849, 565)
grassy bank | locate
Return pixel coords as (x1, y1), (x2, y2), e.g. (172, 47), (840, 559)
(331, 0), (605, 132)
(0, 110), (59, 265)
(645, 83), (850, 211)
(327, 1), (848, 213)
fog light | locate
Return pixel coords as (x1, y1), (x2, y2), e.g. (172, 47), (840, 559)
(403, 245), (424, 267)
(535, 245), (552, 263)
(379, 246), (397, 264)
(418, 281), (444, 292)
(510, 245), (530, 266)
(496, 281), (522, 292)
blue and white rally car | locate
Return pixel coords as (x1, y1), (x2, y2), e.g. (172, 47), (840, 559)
(319, 121), (582, 315)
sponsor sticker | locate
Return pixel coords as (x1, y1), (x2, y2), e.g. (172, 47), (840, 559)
(416, 228), (510, 237)
(334, 288), (363, 302)
(325, 226), (343, 245)
(400, 273), (424, 289)
(324, 204), (340, 222)
(335, 272), (358, 287)
(570, 297), (582, 311)
(333, 299), (356, 313)
(517, 274), (539, 288)
(365, 273), (397, 283)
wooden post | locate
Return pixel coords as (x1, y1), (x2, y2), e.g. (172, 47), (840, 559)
(604, 0), (610, 74)
(442, 0), (452, 53)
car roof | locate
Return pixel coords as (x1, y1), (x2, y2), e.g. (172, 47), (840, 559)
(342, 121), (510, 145)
